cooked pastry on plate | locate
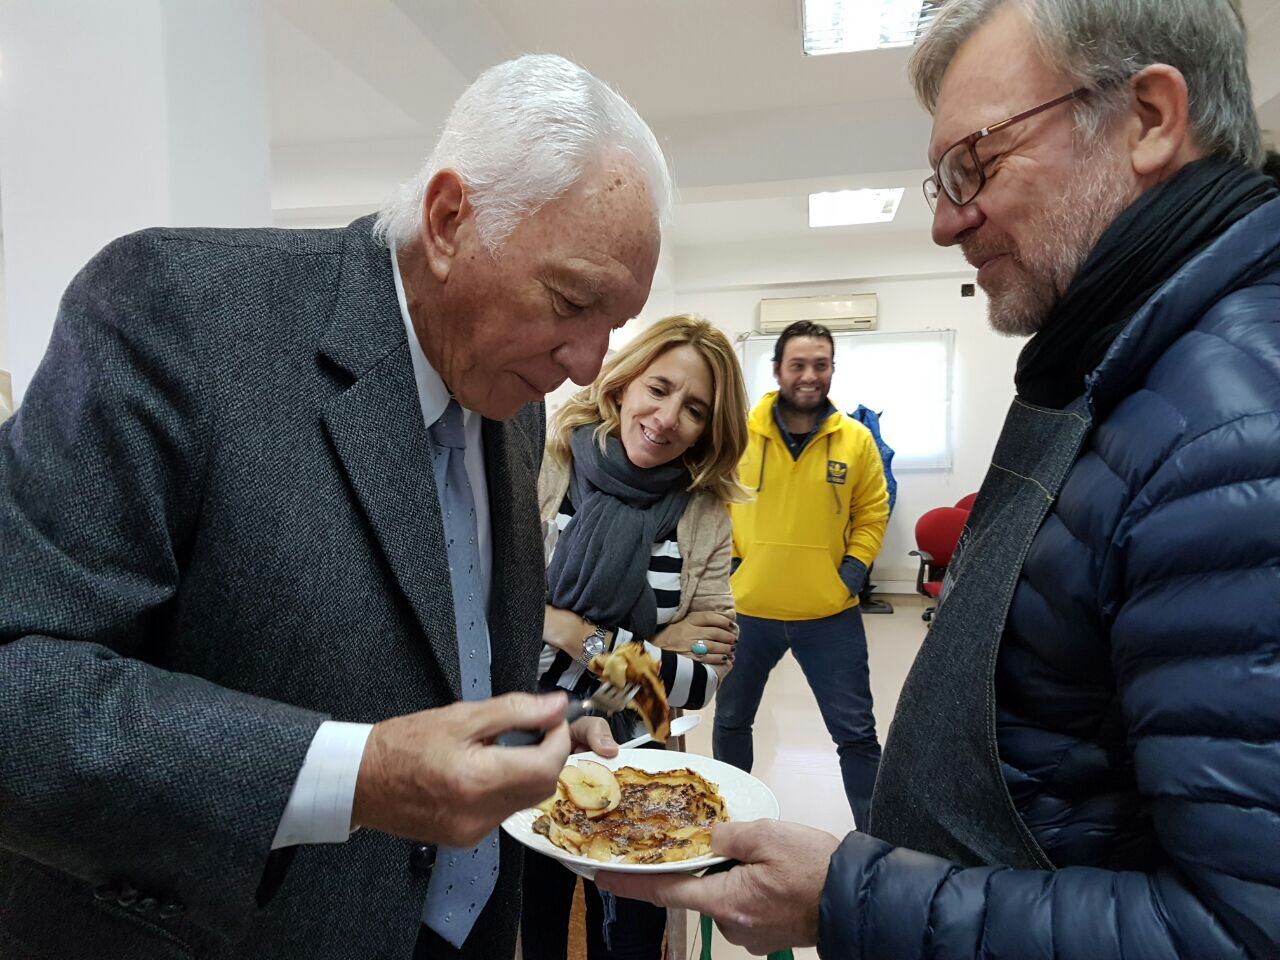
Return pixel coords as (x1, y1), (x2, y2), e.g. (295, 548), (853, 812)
(534, 760), (728, 863)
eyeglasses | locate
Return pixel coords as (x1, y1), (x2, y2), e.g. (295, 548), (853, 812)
(923, 87), (1091, 212)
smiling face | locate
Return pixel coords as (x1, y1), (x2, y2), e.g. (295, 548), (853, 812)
(409, 154), (661, 420)
(617, 344), (713, 469)
(774, 336), (834, 413)
(927, 5), (1138, 335)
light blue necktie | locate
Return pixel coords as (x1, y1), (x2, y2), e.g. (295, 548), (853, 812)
(421, 399), (498, 948)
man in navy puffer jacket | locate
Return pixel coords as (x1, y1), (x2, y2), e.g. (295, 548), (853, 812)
(600, 1), (1280, 956)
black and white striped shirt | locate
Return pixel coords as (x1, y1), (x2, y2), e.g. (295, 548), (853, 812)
(539, 496), (719, 736)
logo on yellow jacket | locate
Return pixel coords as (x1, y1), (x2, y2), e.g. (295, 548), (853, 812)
(827, 460), (848, 485)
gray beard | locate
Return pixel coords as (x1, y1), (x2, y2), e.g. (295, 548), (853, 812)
(984, 152), (1137, 337)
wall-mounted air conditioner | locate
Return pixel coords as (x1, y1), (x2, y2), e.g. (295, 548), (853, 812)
(757, 293), (878, 334)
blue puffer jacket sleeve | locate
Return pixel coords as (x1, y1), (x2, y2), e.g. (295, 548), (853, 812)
(821, 837), (1262, 959)
(818, 403), (1280, 959)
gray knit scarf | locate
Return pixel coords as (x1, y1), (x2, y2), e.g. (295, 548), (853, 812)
(546, 424), (691, 638)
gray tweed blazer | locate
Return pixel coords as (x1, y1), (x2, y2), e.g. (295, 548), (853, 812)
(0, 217), (545, 959)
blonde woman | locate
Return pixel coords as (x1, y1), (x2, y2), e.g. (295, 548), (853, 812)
(523, 314), (749, 960)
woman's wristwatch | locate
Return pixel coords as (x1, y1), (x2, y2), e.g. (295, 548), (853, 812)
(580, 621), (608, 669)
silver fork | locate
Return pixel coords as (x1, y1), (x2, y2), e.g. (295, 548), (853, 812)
(495, 682), (640, 747)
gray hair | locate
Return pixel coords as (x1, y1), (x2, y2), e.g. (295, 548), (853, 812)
(910, 0), (1263, 167)
(374, 54), (673, 252)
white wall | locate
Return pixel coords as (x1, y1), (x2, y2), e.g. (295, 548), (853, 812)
(0, 0), (271, 406)
(162, 2), (272, 229)
(672, 236), (1025, 585)
(0, 241), (8, 373)
(0, 242), (9, 417)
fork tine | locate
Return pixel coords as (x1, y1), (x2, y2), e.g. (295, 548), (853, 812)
(591, 680), (640, 714)
(593, 684), (620, 711)
(612, 683), (641, 710)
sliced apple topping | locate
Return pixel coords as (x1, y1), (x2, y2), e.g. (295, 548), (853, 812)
(558, 759), (621, 818)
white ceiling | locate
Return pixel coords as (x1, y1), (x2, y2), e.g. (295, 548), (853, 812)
(477, 0), (923, 120)
(266, 0), (1280, 257)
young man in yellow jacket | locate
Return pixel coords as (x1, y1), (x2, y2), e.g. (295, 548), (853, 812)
(714, 321), (889, 828)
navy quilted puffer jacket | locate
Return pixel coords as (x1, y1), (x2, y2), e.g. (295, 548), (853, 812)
(819, 200), (1280, 958)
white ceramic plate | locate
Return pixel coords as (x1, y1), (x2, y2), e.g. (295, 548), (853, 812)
(501, 748), (779, 879)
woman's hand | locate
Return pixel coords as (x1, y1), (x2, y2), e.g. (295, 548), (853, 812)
(654, 611), (738, 664)
(569, 716), (619, 758)
(542, 605), (591, 660)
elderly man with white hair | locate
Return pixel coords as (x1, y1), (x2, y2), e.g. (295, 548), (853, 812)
(0, 55), (667, 959)
(604, 2), (1280, 957)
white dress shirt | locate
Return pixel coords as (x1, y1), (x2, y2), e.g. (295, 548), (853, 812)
(272, 244), (492, 848)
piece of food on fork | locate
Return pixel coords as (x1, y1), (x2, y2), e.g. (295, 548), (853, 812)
(589, 643), (670, 742)
(494, 639), (668, 747)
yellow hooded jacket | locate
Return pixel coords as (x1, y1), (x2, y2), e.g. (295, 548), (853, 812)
(729, 392), (889, 621)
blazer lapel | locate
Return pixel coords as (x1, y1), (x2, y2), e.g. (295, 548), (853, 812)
(317, 218), (462, 699)
(483, 411), (546, 697)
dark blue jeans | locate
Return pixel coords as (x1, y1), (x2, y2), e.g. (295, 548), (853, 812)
(712, 606), (881, 828)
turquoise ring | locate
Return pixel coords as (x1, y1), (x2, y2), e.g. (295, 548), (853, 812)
(691, 640), (709, 656)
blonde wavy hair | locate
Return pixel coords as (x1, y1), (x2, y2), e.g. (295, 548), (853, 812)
(548, 314), (751, 504)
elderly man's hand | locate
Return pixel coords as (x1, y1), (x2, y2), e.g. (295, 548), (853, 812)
(352, 692), (572, 848)
(596, 820), (840, 956)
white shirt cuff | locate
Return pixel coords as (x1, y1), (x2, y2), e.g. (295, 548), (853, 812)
(272, 720), (374, 849)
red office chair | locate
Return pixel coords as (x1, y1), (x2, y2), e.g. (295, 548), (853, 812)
(954, 492), (979, 511)
(911, 506), (970, 622)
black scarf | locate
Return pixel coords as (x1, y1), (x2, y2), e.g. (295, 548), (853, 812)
(546, 425), (691, 638)
(1015, 158), (1279, 408)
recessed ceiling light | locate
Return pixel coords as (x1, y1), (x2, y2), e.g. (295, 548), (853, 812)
(802, 0), (940, 56)
(809, 188), (905, 227)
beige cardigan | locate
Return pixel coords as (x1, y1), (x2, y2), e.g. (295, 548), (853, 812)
(538, 452), (735, 631)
